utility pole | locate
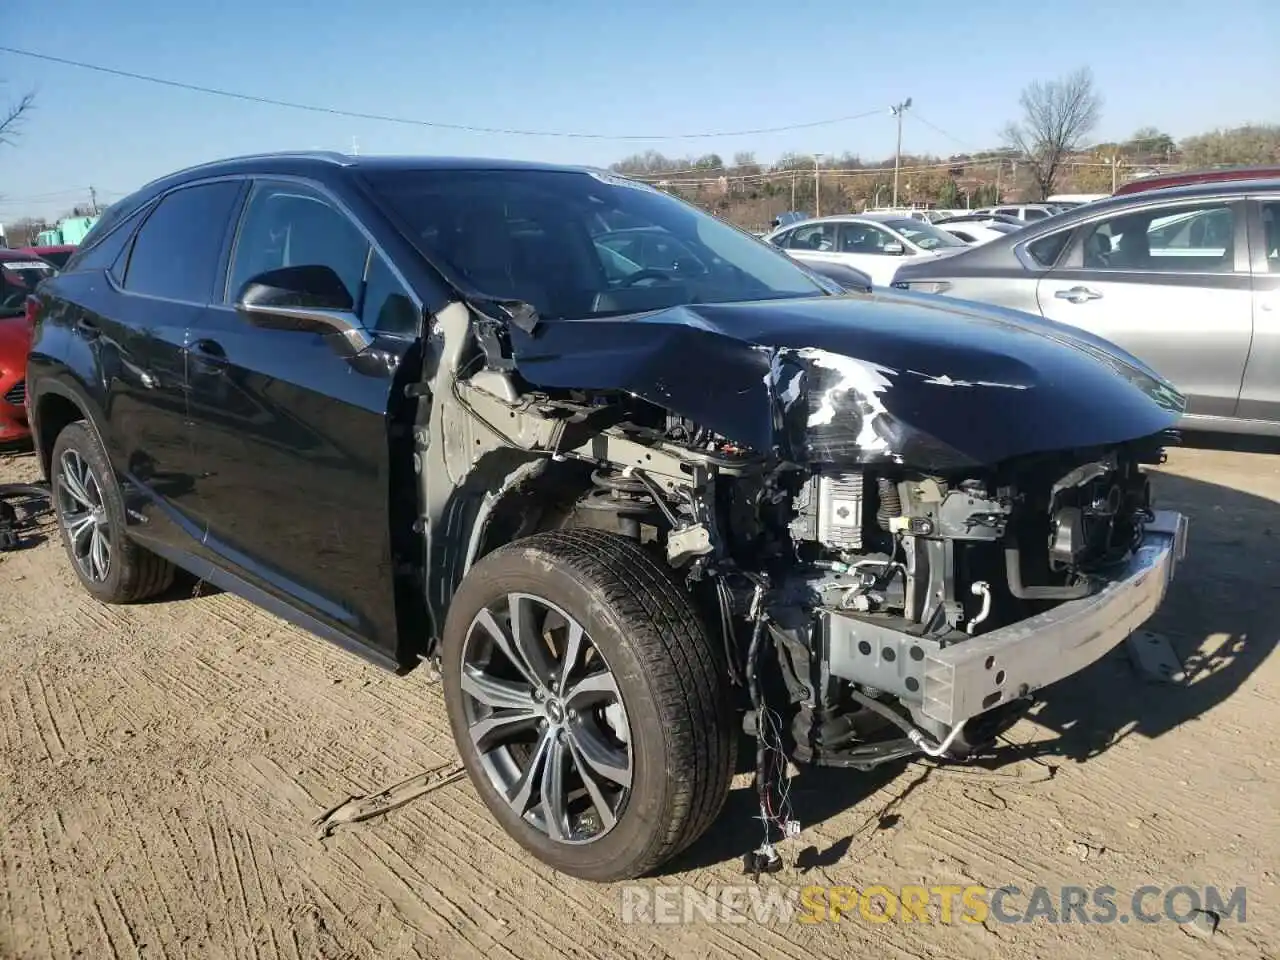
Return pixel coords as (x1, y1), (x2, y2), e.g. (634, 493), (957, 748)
(890, 98), (912, 207)
(813, 154), (824, 218)
(89, 186), (99, 215)
(791, 169), (796, 211)
(995, 160), (1001, 204)
(1110, 153), (1121, 192)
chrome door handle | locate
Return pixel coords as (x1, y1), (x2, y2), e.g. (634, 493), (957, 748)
(1055, 286), (1102, 304)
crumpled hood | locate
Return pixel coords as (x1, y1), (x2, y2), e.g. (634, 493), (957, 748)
(507, 290), (1185, 470)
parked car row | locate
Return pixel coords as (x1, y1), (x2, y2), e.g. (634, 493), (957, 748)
(763, 212), (972, 285)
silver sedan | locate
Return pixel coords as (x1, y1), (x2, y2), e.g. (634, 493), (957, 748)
(893, 179), (1280, 437)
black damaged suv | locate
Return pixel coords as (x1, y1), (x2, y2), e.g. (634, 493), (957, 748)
(27, 154), (1188, 880)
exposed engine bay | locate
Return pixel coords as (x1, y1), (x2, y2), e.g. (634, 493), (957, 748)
(564, 404), (1168, 765)
(411, 297), (1189, 863)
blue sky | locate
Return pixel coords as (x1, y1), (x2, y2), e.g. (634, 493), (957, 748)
(2, 0), (1277, 220)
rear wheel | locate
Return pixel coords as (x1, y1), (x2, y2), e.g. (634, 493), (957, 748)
(441, 529), (734, 881)
(50, 421), (175, 603)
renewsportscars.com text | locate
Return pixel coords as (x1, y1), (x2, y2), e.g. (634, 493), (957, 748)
(619, 883), (1247, 926)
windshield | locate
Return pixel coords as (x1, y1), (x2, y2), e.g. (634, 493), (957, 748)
(0, 258), (54, 316)
(362, 168), (826, 320)
(882, 219), (967, 251)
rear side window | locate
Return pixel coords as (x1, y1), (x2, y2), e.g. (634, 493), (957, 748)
(71, 203), (152, 274)
(1262, 201), (1279, 273)
(1024, 208), (1049, 222)
(1025, 231), (1071, 268)
(789, 223), (837, 252)
(123, 181), (243, 302)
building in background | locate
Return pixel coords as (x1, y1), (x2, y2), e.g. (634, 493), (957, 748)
(36, 215), (99, 247)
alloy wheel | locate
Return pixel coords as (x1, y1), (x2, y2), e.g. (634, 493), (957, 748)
(460, 593), (633, 844)
(55, 449), (112, 583)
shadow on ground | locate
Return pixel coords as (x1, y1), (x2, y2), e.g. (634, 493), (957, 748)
(668, 467), (1280, 873)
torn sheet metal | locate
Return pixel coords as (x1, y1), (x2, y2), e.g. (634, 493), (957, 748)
(506, 295), (1184, 471)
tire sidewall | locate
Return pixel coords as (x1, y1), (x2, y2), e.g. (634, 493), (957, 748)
(442, 545), (683, 881)
(50, 421), (131, 601)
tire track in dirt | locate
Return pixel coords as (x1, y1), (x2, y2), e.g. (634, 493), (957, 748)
(4, 449), (1279, 959)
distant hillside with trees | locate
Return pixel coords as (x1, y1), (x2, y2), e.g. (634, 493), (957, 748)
(609, 69), (1279, 231)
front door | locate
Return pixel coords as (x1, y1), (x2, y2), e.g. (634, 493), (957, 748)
(1037, 198), (1254, 419)
(185, 179), (421, 658)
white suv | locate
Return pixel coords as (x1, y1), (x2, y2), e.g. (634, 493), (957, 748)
(973, 203), (1063, 223)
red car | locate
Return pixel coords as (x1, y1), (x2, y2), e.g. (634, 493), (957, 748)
(1114, 165), (1280, 196)
(0, 250), (56, 442)
(19, 244), (76, 269)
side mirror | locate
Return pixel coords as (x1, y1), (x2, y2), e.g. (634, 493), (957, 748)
(234, 265), (372, 355)
(883, 241), (906, 255)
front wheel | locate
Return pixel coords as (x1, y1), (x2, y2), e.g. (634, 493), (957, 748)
(441, 529), (734, 881)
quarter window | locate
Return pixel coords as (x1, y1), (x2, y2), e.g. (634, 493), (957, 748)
(1025, 231), (1071, 268)
(1082, 202), (1236, 274)
(123, 182), (243, 302)
(228, 182), (370, 304)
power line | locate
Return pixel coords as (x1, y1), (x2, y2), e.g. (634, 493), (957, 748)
(908, 111), (975, 150)
(0, 45), (883, 141)
(0, 187), (98, 203)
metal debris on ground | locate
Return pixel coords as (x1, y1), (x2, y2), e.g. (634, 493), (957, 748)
(312, 761), (467, 839)
(1125, 629), (1187, 684)
(1181, 908), (1221, 940)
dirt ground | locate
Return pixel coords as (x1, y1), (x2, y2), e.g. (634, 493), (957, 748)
(1, 440), (1276, 960)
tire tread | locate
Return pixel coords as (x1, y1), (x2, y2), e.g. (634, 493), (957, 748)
(51, 421), (176, 604)
(454, 528), (734, 879)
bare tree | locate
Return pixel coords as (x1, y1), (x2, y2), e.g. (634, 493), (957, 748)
(1, 87), (35, 147)
(1002, 68), (1102, 199)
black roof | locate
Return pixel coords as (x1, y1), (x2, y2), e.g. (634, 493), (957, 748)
(92, 152), (612, 241)
(160, 151), (592, 185)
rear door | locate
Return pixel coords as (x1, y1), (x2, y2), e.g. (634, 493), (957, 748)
(1239, 196), (1280, 423)
(90, 179), (245, 550)
(185, 178), (421, 658)
(1036, 197), (1254, 418)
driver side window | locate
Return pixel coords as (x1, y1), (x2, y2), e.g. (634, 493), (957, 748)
(228, 182), (369, 305)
